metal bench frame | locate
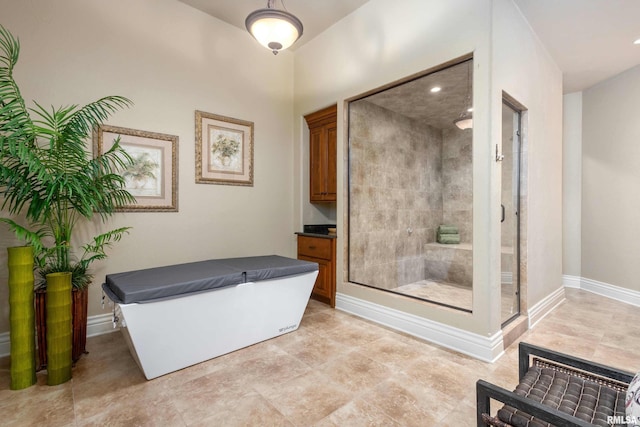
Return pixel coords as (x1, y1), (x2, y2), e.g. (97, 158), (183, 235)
(476, 342), (634, 427)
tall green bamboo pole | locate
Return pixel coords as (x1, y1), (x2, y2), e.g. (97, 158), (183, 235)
(46, 272), (72, 385)
(7, 246), (36, 390)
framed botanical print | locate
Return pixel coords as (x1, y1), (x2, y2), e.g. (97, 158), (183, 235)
(94, 125), (178, 212)
(195, 111), (254, 186)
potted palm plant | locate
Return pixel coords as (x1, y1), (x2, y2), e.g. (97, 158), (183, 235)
(0, 25), (136, 384)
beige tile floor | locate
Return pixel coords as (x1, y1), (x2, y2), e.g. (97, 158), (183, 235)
(1, 288), (638, 426)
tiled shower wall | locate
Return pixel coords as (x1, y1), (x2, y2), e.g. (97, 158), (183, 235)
(349, 100), (474, 291)
(442, 128), (473, 244)
(426, 128), (474, 287)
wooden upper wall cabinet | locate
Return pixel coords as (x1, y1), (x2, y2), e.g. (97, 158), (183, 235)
(304, 105), (337, 203)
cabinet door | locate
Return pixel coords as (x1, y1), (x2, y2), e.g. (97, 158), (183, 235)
(299, 255), (332, 299)
(325, 124), (337, 201)
(309, 127), (326, 202)
(305, 105), (337, 203)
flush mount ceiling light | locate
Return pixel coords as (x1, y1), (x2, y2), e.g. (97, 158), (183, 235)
(454, 61), (473, 130)
(453, 116), (473, 130)
(245, 0), (303, 55)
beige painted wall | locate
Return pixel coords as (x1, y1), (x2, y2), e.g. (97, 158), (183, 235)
(294, 0), (563, 338)
(562, 93), (583, 277)
(492, 0), (564, 311)
(0, 0), (297, 334)
(582, 64), (640, 289)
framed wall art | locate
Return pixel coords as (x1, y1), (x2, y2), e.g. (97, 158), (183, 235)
(93, 125), (178, 212)
(195, 111), (254, 186)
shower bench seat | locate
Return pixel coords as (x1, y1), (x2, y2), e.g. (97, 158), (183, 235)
(102, 255), (319, 379)
(423, 243), (514, 287)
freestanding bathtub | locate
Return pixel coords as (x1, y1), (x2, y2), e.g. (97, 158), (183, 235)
(101, 255), (318, 380)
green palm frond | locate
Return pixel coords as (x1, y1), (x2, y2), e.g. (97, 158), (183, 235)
(63, 96), (132, 142)
(78, 227), (131, 271)
(0, 25), (135, 289)
(0, 25), (31, 141)
(0, 25), (19, 72)
(0, 218), (48, 256)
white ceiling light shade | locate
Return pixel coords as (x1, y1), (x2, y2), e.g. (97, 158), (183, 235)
(453, 116), (473, 130)
(245, 0), (303, 55)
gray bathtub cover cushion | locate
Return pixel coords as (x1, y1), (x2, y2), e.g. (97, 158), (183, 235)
(102, 255), (319, 304)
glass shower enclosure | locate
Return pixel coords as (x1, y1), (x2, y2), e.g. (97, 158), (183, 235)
(348, 58), (475, 312)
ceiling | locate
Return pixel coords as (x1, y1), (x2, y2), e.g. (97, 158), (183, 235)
(513, 0), (640, 93)
(364, 60), (472, 131)
(180, 0), (640, 94)
(178, 0), (370, 51)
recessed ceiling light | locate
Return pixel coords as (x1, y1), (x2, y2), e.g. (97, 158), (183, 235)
(634, 38), (640, 45)
(467, 107), (473, 112)
(430, 87), (441, 93)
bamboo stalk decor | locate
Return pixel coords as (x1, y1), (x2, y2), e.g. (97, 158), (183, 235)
(7, 246), (36, 390)
(45, 272), (73, 385)
(35, 287), (89, 370)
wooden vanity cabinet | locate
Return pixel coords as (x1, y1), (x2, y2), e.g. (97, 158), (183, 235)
(305, 105), (337, 203)
(297, 235), (336, 307)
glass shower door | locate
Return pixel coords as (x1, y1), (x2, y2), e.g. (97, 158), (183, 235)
(501, 100), (521, 326)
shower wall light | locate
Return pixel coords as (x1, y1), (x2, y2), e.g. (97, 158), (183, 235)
(245, 0), (304, 55)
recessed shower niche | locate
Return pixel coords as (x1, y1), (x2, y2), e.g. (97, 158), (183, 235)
(348, 57), (475, 312)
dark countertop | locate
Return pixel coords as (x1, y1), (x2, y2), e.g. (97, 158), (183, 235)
(295, 231), (337, 239)
(296, 224), (337, 239)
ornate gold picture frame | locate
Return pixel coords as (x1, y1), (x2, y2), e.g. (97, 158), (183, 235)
(195, 111), (254, 186)
(93, 125), (178, 212)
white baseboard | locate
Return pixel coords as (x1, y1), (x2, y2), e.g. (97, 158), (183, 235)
(564, 275), (640, 307)
(335, 293), (504, 362)
(527, 286), (566, 329)
(0, 331), (8, 358)
(562, 274), (581, 289)
(87, 313), (118, 337)
(0, 312), (118, 358)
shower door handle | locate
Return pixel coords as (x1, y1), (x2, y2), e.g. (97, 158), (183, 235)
(501, 204), (505, 223)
